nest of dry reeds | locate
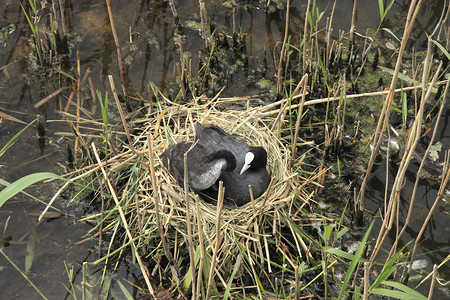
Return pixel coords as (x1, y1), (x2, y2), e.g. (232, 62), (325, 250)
(128, 94), (310, 289)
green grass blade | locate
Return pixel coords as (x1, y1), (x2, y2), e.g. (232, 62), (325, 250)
(0, 178), (64, 211)
(382, 281), (426, 299)
(370, 242), (411, 290)
(335, 227), (349, 241)
(378, 0), (384, 20)
(326, 247), (370, 263)
(100, 275), (111, 299)
(223, 253), (242, 300)
(381, 28), (400, 42)
(0, 172), (64, 208)
(0, 119), (36, 158)
(383, 0), (395, 19)
(371, 288), (411, 299)
(371, 280), (426, 300)
(378, 0), (395, 22)
(0, 250), (48, 300)
(401, 89), (407, 123)
(2, 216), (10, 236)
(19, 3), (36, 36)
(338, 220), (375, 299)
(432, 39), (450, 61)
(115, 280), (134, 300)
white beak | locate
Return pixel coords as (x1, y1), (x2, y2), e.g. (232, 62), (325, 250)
(240, 163), (250, 175)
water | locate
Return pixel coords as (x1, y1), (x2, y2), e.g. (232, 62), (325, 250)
(0, 0), (448, 298)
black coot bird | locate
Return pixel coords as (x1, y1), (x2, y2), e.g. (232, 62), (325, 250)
(195, 124), (270, 206)
(161, 123), (270, 206)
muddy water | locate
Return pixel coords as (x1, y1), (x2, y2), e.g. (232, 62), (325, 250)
(0, 0), (448, 298)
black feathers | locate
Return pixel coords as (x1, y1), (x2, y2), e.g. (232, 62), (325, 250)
(161, 124), (271, 206)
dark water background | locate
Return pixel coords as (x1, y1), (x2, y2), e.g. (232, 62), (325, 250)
(0, 0), (448, 298)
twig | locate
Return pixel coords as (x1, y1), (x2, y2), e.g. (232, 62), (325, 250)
(61, 83), (76, 120)
(34, 86), (70, 108)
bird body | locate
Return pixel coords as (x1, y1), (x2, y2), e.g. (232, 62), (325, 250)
(161, 124), (270, 206)
(195, 124), (270, 206)
(161, 141), (236, 191)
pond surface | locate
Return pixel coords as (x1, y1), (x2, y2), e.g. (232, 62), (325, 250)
(0, 0), (449, 298)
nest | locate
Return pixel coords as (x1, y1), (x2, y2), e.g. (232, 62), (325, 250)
(130, 96), (309, 283)
(65, 94), (312, 294)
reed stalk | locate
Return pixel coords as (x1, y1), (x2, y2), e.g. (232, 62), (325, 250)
(195, 195), (204, 299)
(410, 152), (450, 265)
(183, 146), (196, 297)
(276, 0), (291, 95)
(82, 261), (87, 300)
(291, 74), (308, 165)
(348, 0), (357, 68)
(108, 75), (133, 147)
(147, 131), (180, 279)
(106, 0), (127, 98)
(178, 35), (187, 101)
(395, 78), (449, 265)
(302, 0), (311, 75)
(427, 264), (438, 300)
(357, 0), (423, 210)
(206, 181), (224, 300)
